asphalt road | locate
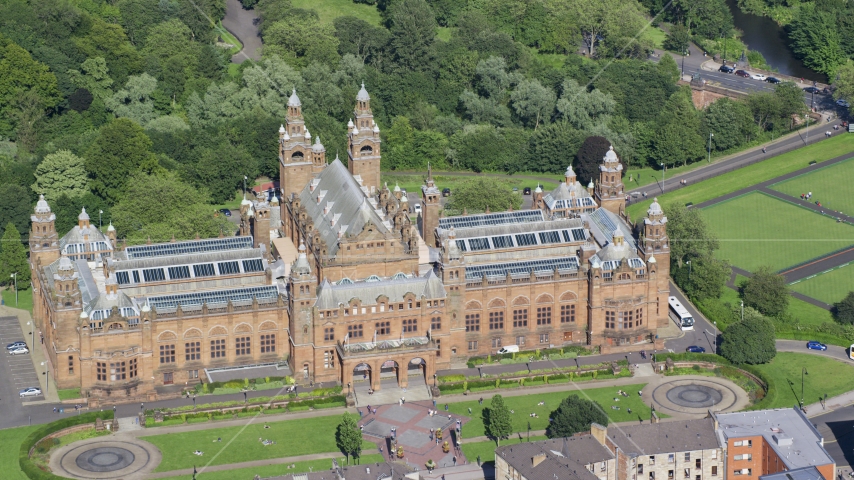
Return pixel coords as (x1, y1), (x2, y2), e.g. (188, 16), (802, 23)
(222, 0), (261, 63)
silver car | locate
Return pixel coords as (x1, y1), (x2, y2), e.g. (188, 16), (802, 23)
(19, 387), (42, 398)
(8, 346), (29, 355)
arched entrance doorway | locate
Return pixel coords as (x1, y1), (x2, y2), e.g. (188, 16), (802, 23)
(380, 360), (400, 388)
(353, 363), (372, 395)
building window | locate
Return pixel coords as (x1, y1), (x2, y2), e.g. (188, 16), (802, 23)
(142, 268), (166, 282)
(324, 350), (335, 369)
(649, 456), (655, 465)
(193, 263), (215, 277)
(376, 322), (390, 335)
(164, 372), (173, 385)
(649, 473), (655, 480)
(711, 467), (718, 476)
(402, 319), (417, 333)
(536, 307), (552, 325)
(638, 465), (644, 474)
(160, 344), (175, 364)
(619, 310), (634, 329)
(512, 309), (528, 328)
(733, 470), (751, 476)
(116, 271), (130, 285)
(465, 314), (480, 332)
(129, 358), (137, 378)
(431, 317), (441, 331)
(668, 471), (674, 479)
(684, 453), (690, 462)
(516, 335), (525, 347)
(168, 265), (190, 280)
(260, 334), (275, 353)
(235, 336), (251, 356)
(436, 339), (441, 357)
(96, 362), (107, 381)
(733, 440), (752, 447)
(110, 362), (126, 381)
(185, 341), (200, 361)
(668, 454), (675, 463)
(348, 324), (364, 338)
(606, 311), (615, 329)
(561, 304), (575, 323)
(695, 459), (701, 469)
(684, 469), (690, 479)
(636, 308), (643, 326)
(217, 261), (240, 275)
(492, 337), (502, 348)
(539, 333), (549, 344)
(489, 311), (504, 330)
(324, 328), (334, 341)
(211, 339), (226, 358)
(711, 450), (717, 460)
(733, 454), (752, 461)
(468, 340), (478, 351)
(68, 355), (74, 375)
(188, 369), (199, 379)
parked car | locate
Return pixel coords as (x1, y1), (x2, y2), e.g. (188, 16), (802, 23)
(806, 340), (828, 351)
(734, 70), (751, 78)
(8, 346), (29, 355)
(218, 208), (232, 217)
(497, 345), (520, 354)
(523, 187), (532, 195)
(686, 346), (706, 353)
(837, 99), (850, 108)
(751, 73), (767, 81)
(765, 77), (782, 84)
(6, 341), (26, 350)
(442, 188), (451, 197)
(413, 203), (422, 215)
(719, 65), (734, 73)
(804, 86), (821, 94)
(19, 387), (42, 398)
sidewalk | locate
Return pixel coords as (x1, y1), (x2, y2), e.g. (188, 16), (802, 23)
(0, 304), (59, 403)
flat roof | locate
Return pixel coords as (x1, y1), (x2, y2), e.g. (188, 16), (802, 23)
(715, 408), (834, 470)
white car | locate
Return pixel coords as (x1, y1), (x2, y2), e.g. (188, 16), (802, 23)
(19, 387), (42, 398)
(751, 73), (767, 81)
(8, 346), (29, 355)
(837, 99), (850, 108)
(413, 203), (422, 215)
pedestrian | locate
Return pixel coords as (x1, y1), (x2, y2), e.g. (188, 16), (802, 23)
(762, 147), (766, 153)
(367, 404), (371, 413)
(140, 402), (144, 410)
(433, 399), (437, 407)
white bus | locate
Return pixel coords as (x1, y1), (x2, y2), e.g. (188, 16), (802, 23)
(668, 296), (694, 331)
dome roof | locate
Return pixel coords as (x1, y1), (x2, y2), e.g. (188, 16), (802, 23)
(287, 88), (301, 107)
(393, 183), (401, 192)
(279, 124), (285, 134)
(35, 194), (51, 214)
(356, 82), (370, 101)
(565, 165), (576, 178)
(400, 195), (408, 203)
(78, 207), (89, 221)
(305, 129), (312, 140)
(293, 244), (311, 275)
(647, 197), (663, 216)
(648, 255), (657, 264)
(612, 228), (623, 239)
(352, 124), (359, 135)
(107, 221), (115, 232)
(241, 194), (252, 206)
(347, 119), (354, 128)
(534, 185), (542, 193)
(604, 145), (619, 162)
(373, 124), (380, 133)
(80, 311), (88, 319)
(312, 136), (325, 152)
(588, 180), (594, 189)
(141, 302), (150, 312)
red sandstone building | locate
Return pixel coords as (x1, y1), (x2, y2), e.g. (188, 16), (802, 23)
(30, 85), (671, 401)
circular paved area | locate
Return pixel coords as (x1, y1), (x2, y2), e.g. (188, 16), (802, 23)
(50, 436), (161, 480)
(646, 375), (750, 416)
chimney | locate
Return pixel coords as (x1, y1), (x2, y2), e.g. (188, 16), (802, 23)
(533, 453), (547, 468)
(591, 423), (607, 445)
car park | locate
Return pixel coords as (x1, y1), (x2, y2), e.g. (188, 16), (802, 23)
(442, 188), (451, 197)
(8, 346), (29, 355)
(765, 77), (781, 84)
(19, 387), (42, 398)
(523, 187), (532, 195)
(803, 86), (821, 94)
(806, 340), (828, 351)
(751, 73), (767, 81)
(837, 99), (850, 108)
(686, 346), (706, 353)
(6, 341), (26, 350)
(734, 70), (751, 78)
(719, 65), (734, 73)
(218, 209), (231, 217)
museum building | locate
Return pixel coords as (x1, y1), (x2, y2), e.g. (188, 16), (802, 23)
(29, 85), (670, 400)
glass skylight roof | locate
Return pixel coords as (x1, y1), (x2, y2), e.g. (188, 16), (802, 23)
(465, 257), (579, 280)
(125, 236), (253, 259)
(439, 210), (544, 230)
(147, 285), (279, 310)
(454, 228), (586, 252)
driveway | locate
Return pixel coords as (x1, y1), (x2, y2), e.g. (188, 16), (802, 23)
(222, 0), (261, 63)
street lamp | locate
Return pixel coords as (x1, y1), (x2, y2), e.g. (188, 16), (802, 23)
(801, 368), (809, 407)
(740, 301), (744, 322)
(433, 373), (437, 387)
(659, 163), (666, 192)
(805, 114), (810, 145)
(707, 133), (714, 163)
(686, 260), (692, 278)
(41, 361), (49, 395)
(10, 273), (18, 305)
(347, 382), (351, 397)
(713, 321), (717, 353)
(681, 46), (687, 77)
(99, 210), (103, 230)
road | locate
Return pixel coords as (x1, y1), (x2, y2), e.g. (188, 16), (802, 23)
(221, 0), (261, 63)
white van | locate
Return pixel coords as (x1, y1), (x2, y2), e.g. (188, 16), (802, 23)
(497, 345), (519, 354)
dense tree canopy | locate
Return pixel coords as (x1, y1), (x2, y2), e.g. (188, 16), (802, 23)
(546, 394), (608, 438)
(720, 315), (777, 365)
(833, 292), (854, 325)
(32, 150), (89, 201)
(0, 223), (30, 290)
(741, 267), (790, 318)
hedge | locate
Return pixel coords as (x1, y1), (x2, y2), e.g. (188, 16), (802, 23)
(466, 346), (592, 368)
(20, 411), (114, 480)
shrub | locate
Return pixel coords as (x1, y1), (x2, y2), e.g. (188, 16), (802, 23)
(438, 374), (465, 384)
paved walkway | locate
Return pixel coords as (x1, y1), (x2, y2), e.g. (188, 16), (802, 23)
(222, 0), (261, 62)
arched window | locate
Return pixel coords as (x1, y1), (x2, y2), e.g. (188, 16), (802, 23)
(292, 151), (304, 161)
(360, 145), (373, 156)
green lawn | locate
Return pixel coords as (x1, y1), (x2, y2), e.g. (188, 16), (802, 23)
(770, 158), (854, 215)
(627, 134), (854, 220)
(448, 383), (652, 438)
(787, 295), (835, 326)
(160, 454), (384, 480)
(0, 425), (39, 480)
(57, 388), (82, 401)
(700, 192), (854, 271)
(790, 262), (854, 305)
(1, 287), (32, 313)
(291, 0), (381, 25)
(461, 435), (548, 467)
(751, 352), (854, 408)
(643, 26), (668, 49)
(145, 413), (374, 472)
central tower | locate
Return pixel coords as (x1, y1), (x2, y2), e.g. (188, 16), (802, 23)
(347, 83), (381, 194)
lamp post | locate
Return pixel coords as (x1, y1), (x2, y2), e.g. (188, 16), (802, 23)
(681, 46), (687, 78)
(11, 273), (18, 305)
(707, 133), (714, 163)
(740, 301), (744, 322)
(99, 210), (103, 230)
(805, 114), (810, 145)
(686, 260), (692, 278)
(659, 163), (666, 193)
(347, 382), (351, 397)
(41, 361), (49, 395)
(433, 373), (437, 387)
(801, 368), (809, 407)
(713, 321), (717, 353)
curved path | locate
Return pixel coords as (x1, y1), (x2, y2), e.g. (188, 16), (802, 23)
(222, 0), (261, 63)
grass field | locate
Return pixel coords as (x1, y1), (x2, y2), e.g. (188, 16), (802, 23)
(770, 158), (854, 216)
(57, 388), (82, 401)
(447, 383), (651, 438)
(627, 134), (854, 220)
(145, 413), (374, 472)
(1, 287), (32, 313)
(160, 454), (384, 480)
(790, 262), (854, 305)
(751, 352), (854, 408)
(644, 26), (668, 49)
(291, 0), (381, 25)
(0, 424), (38, 480)
(700, 192), (854, 271)
(461, 435), (548, 467)
(787, 296), (836, 326)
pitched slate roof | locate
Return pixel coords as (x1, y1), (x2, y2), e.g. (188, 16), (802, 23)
(608, 418), (719, 455)
(315, 270), (445, 309)
(496, 436), (613, 480)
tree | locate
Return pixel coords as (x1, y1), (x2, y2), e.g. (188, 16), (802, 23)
(0, 183), (31, 243)
(523, 122), (585, 174)
(663, 24), (691, 53)
(116, 0), (165, 46)
(333, 16), (391, 65)
(264, 17), (340, 68)
(72, 17), (143, 84)
(673, 0), (733, 40)
(835, 61), (854, 115)
(104, 73), (159, 126)
(510, 79), (556, 128)
(575, 136), (612, 186)
(833, 291), (854, 325)
(388, 0), (437, 72)
(0, 223), (30, 290)
(788, 4), (846, 77)
(664, 203), (720, 268)
(555, 79), (615, 130)
(86, 118), (159, 203)
(67, 57), (114, 102)
(0, 34), (61, 137)
(445, 177), (523, 214)
(485, 394), (512, 445)
(32, 150), (89, 201)
(720, 316), (776, 365)
(703, 98), (757, 152)
(741, 266), (789, 318)
(546, 394), (608, 438)
(335, 413), (363, 465)
(671, 254), (730, 302)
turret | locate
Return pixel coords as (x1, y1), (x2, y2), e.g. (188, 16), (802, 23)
(595, 146), (625, 215)
(29, 194), (60, 267)
(348, 83), (381, 193)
